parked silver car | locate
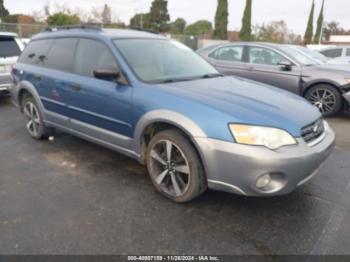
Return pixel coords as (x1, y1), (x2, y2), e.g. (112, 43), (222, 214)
(198, 42), (350, 116)
(0, 32), (24, 95)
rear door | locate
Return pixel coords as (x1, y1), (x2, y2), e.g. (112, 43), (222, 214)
(207, 45), (251, 78)
(36, 38), (78, 125)
(245, 46), (302, 94)
(61, 38), (133, 147)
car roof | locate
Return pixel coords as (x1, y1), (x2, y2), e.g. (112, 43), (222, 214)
(198, 42), (284, 55)
(32, 27), (167, 41)
(0, 32), (18, 37)
(203, 41), (283, 50)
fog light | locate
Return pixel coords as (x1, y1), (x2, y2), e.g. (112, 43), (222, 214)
(256, 174), (271, 189)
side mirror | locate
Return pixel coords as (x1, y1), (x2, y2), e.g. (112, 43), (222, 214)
(278, 60), (293, 71)
(93, 65), (120, 82)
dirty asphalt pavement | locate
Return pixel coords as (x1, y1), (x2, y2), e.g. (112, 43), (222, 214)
(0, 96), (350, 255)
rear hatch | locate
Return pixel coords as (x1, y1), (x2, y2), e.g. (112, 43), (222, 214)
(0, 35), (22, 75)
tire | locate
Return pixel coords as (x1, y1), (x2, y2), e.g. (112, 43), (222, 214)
(305, 84), (342, 117)
(21, 95), (52, 140)
(146, 129), (207, 203)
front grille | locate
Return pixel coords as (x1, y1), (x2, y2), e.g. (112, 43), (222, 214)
(301, 119), (325, 144)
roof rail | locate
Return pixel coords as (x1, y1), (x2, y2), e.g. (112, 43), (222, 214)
(42, 24), (102, 33)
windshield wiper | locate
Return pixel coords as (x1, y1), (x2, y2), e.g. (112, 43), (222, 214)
(152, 73), (224, 84)
(198, 73), (224, 79)
(152, 78), (193, 84)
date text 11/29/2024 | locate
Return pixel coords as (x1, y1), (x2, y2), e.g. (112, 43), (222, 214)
(127, 255), (220, 261)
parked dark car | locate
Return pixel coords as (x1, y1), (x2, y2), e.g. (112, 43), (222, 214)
(198, 42), (350, 116)
(11, 27), (335, 202)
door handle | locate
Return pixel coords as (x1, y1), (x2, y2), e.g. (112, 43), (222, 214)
(70, 83), (81, 91)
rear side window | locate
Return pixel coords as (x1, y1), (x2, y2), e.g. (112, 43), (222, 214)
(0, 37), (21, 57)
(209, 46), (244, 62)
(74, 39), (117, 78)
(19, 39), (54, 65)
(45, 38), (78, 72)
(320, 48), (342, 58)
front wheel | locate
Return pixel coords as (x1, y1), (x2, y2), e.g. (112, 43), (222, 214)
(305, 84), (342, 117)
(146, 129), (207, 203)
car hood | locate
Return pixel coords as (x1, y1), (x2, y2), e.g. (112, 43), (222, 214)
(158, 76), (321, 136)
(312, 64), (350, 74)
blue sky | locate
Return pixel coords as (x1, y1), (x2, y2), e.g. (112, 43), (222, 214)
(4, 0), (350, 34)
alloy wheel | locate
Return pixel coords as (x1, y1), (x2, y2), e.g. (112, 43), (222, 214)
(149, 139), (191, 198)
(307, 88), (336, 114)
(23, 101), (41, 137)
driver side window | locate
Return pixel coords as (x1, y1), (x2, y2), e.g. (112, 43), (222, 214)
(248, 47), (286, 66)
(75, 39), (117, 78)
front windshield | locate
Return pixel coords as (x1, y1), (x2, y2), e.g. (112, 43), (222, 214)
(114, 39), (219, 83)
(293, 46), (329, 63)
(279, 46), (320, 66)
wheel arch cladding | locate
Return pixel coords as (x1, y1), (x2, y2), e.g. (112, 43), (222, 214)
(133, 110), (207, 164)
(302, 81), (341, 97)
(17, 82), (45, 115)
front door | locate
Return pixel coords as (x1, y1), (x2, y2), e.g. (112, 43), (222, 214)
(246, 46), (302, 94)
(61, 38), (133, 148)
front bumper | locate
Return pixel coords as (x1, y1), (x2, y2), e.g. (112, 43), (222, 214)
(194, 123), (335, 196)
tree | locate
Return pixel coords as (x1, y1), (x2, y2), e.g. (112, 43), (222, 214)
(213, 0), (228, 40)
(149, 0), (170, 32)
(313, 0), (325, 44)
(130, 13), (151, 29)
(239, 0), (252, 41)
(185, 20), (212, 36)
(102, 4), (112, 25)
(322, 21), (350, 40)
(169, 18), (186, 34)
(47, 12), (80, 26)
(0, 0), (9, 19)
(253, 20), (302, 44)
(304, 0), (315, 44)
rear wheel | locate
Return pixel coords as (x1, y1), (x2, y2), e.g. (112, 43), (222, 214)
(146, 129), (207, 203)
(21, 96), (51, 139)
(305, 84), (342, 117)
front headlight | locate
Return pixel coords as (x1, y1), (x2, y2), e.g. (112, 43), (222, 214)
(229, 124), (297, 150)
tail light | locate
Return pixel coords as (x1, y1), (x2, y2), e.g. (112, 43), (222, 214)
(10, 64), (16, 75)
(10, 64), (16, 81)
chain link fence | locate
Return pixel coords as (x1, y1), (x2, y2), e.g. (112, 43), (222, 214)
(0, 23), (227, 50)
(0, 22), (47, 38)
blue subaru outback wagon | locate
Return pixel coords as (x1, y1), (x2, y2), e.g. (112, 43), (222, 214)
(11, 26), (335, 202)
